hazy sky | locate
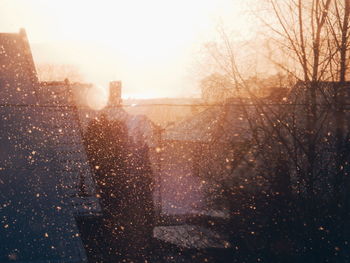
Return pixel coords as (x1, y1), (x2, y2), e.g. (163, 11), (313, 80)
(0, 0), (256, 98)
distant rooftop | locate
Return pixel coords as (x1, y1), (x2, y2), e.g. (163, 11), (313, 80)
(0, 29), (38, 104)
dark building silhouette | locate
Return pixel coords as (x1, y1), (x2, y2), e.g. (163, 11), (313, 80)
(0, 29), (99, 263)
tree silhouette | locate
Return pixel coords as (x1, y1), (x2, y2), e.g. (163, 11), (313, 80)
(82, 115), (155, 261)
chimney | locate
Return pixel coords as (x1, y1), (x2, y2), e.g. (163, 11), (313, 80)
(109, 81), (122, 106)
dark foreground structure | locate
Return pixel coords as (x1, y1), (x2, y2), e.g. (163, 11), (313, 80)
(0, 29), (157, 263)
(0, 30), (101, 262)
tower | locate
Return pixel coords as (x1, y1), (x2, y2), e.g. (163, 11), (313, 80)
(109, 81), (122, 106)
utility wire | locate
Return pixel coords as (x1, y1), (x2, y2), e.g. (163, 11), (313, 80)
(0, 102), (347, 108)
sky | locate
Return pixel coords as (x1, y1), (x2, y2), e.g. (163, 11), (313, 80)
(0, 0), (256, 99)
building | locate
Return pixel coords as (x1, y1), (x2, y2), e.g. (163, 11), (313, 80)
(159, 98), (253, 215)
(123, 97), (206, 128)
(0, 29), (99, 263)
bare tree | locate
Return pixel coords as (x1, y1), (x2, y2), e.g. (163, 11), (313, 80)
(36, 63), (83, 82)
(326, 0), (350, 203)
(200, 0), (350, 201)
(195, 1), (350, 260)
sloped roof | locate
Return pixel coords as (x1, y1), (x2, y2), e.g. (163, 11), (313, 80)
(38, 81), (74, 106)
(38, 81), (101, 216)
(289, 81), (350, 105)
(0, 30), (92, 263)
(0, 106), (88, 263)
(0, 29), (38, 104)
(164, 99), (252, 144)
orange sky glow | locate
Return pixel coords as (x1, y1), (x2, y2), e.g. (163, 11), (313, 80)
(0, 0), (256, 99)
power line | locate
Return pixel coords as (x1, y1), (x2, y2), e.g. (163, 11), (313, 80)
(0, 102), (346, 108)
(119, 103), (344, 107)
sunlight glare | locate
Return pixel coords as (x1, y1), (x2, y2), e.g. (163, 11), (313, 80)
(0, 0), (253, 98)
(86, 86), (109, 110)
